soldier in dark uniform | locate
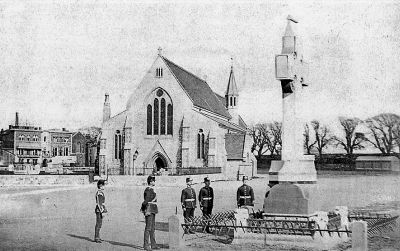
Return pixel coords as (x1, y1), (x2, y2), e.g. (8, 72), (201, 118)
(198, 177), (214, 233)
(94, 179), (107, 243)
(141, 175), (159, 251)
(237, 176), (255, 208)
(181, 177), (196, 234)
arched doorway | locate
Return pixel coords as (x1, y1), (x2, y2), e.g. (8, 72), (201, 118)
(155, 157), (166, 172)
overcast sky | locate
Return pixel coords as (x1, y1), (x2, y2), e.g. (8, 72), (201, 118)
(0, 0), (399, 130)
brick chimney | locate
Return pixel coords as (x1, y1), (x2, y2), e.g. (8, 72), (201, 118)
(15, 112), (19, 126)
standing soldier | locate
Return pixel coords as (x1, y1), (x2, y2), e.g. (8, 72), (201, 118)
(237, 176), (255, 209)
(198, 177), (214, 233)
(94, 179), (107, 243)
(181, 177), (196, 234)
(141, 175), (159, 251)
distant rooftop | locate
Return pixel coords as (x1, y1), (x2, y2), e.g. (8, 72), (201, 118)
(8, 125), (42, 131)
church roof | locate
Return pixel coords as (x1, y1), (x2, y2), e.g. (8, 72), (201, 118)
(162, 57), (231, 119)
(225, 67), (238, 96)
(225, 133), (245, 160)
(198, 111), (246, 133)
(214, 92), (226, 107)
(102, 110), (127, 128)
(238, 115), (247, 129)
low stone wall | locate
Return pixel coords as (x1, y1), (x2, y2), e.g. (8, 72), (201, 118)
(106, 173), (232, 187)
(0, 173), (235, 187)
(0, 175), (89, 187)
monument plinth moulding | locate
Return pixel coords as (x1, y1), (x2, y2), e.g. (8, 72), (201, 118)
(264, 15), (317, 216)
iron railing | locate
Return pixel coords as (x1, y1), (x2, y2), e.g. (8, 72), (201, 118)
(181, 210), (398, 239)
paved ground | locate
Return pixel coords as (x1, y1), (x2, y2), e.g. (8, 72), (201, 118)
(0, 174), (400, 250)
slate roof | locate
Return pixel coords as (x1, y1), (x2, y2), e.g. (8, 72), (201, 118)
(198, 111), (246, 133)
(238, 115), (248, 129)
(225, 133), (245, 160)
(162, 57), (231, 119)
(214, 92), (226, 108)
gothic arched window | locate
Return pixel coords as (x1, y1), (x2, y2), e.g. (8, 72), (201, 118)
(147, 105), (152, 135)
(197, 129), (205, 159)
(146, 88), (173, 136)
(114, 130), (123, 160)
(160, 98), (166, 135)
(153, 99), (159, 135)
(167, 104), (173, 135)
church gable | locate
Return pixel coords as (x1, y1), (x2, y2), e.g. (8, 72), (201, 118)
(144, 140), (172, 167)
(162, 57), (231, 120)
(103, 110), (127, 129)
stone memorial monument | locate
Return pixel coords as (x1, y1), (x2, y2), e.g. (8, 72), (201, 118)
(264, 15), (317, 215)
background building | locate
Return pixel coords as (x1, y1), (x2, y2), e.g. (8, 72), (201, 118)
(41, 128), (73, 167)
(72, 132), (86, 167)
(0, 113), (42, 165)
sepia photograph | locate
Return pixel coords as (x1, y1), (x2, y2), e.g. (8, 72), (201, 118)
(0, 0), (399, 250)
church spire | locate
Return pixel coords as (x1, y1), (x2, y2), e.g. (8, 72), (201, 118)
(103, 93), (111, 123)
(225, 58), (239, 124)
(225, 58), (239, 97)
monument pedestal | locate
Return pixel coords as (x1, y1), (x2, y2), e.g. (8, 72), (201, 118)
(269, 155), (316, 184)
(265, 155), (317, 215)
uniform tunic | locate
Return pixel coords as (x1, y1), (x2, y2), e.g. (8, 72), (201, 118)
(141, 186), (158, 215)
(236, 184), (254, 207)
(95, 190), (106, 214)
(181, 187), (196, 220)
(198, 186), (214, 211)
(181, 187), (196, 209)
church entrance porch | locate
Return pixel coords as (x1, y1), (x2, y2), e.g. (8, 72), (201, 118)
(141, 151), (171, 176)
(155, 157), (167, 172)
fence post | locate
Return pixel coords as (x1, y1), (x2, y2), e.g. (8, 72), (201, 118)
(232, 208), (249, 244)
(351, 220), (367, 251)
(169, 214), (185, 249)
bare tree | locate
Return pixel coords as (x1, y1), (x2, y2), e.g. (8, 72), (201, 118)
(311, 120), (333, 157)
(269, 121), (282, 156)
(332, 117), (365, 156)
(250, 122), (282, 160)
(303, 123), (316, 154)
(365, 113), (400, 154)
(393, 124), (400, 156)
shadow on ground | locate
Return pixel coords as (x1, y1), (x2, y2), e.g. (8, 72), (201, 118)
(138, 221), (169, 232)
(67, 234), (146, 250)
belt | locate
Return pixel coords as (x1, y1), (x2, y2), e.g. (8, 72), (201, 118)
(202, 197), (212, 200)
(185, 199), (195, 201)
(240, 196), (251, 199)
(148, 202), (157, 204)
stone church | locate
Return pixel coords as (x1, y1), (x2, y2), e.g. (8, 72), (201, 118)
(99, 49), (256, 178)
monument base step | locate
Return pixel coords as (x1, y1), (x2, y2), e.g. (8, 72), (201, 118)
(232, 232), (349, 250)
